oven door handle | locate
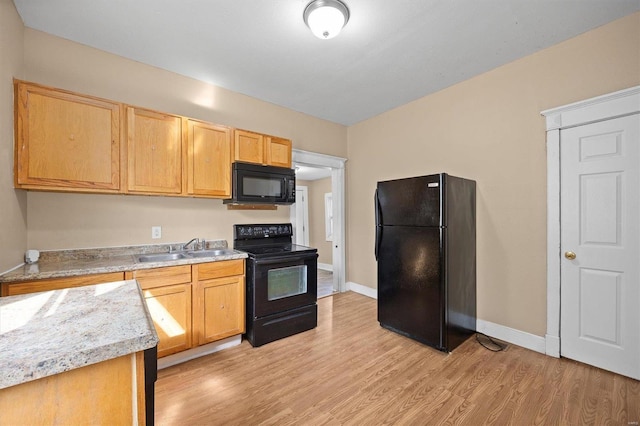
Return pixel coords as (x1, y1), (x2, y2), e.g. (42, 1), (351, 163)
(253, 253), (318, 265)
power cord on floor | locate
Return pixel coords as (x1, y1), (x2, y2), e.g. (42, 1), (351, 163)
(476, 332), (507, 352)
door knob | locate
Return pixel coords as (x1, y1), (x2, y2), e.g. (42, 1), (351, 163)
(564, 251), (576, 260)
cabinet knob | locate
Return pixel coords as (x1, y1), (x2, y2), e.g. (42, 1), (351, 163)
(220, 304), (225, 309)
(564, 251), (576, 260)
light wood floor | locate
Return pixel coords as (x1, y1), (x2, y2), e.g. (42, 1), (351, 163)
(155, 291), (639, 425)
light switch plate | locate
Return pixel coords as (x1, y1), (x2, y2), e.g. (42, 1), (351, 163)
(151, 226), (162, 239)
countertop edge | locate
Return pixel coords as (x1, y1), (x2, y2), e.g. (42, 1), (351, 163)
(0, 252), (247, 284)
(0, 280), (159, 390)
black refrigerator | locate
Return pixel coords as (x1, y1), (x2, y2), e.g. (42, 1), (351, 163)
(375, 173), (476, 352)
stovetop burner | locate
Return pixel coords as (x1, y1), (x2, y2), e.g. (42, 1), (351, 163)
(233, 224), (317, 258)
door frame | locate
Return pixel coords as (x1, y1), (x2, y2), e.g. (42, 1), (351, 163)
(541, 86), (640, 357)
(291, 149), (348, 292)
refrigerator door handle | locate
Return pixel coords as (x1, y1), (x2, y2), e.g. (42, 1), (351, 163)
(375, 189), (381, 260)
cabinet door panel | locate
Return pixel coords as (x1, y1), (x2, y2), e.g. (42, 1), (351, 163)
(15, 82), (121, 191)
(265, 137), (292, 168)
(197, 259), (244, 281)
(127, 107), (183, 194)
(126, 265), (191, 290)
(234, 130), (264, 164)
(143, 284), (192, 357)
(195, 276), (245, 345)
(187, 120), (232, 197)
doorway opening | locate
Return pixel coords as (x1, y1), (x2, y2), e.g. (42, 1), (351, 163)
(290, 149), (347, 297)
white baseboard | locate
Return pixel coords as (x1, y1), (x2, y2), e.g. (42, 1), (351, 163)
(318, 263), (333, 272)
(157, 335), (242, 369)
(346, 281), (377, 299)
(477, 319), (546, 354)
(346, 282), (547, 355)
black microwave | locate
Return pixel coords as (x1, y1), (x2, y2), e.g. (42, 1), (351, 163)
(224, 162), (296, 205)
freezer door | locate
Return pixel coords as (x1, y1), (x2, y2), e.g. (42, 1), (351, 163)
(376, 174), (442, 227)
(377, 225), (443, 349)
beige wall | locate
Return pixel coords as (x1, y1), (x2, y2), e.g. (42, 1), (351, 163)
(298, 178), (333, 265)
(346, 12), (640, 337)
(21, 29), (347, 250)
(0, 0), (26, 272)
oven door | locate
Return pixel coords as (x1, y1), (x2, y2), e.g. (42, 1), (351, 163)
(250, 252), (317, 318)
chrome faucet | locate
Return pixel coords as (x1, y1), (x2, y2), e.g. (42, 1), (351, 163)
(181, 238), (200, 251)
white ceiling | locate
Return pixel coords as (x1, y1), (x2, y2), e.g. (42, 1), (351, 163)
(13, 0), (640, 126)
(295, 165), (332, 181)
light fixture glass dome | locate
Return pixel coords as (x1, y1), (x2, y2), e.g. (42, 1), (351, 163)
(303, 0), (350, 40)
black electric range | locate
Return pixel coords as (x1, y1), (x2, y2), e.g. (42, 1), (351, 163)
(234, 224), (318, 347)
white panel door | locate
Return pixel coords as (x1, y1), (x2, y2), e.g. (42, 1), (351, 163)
(560, 113), (640, 379)
(291, 186), (309, 246)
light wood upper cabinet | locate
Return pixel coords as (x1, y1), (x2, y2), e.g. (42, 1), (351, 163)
(234, 129), (264, 165)
(187, 119), (233, 198)
(126, 107), (184, 194)
(14, 81), (121, 192)
(14, 81), (292, 197)
(265, 136), (292, 168)
(234, 130), (292, 168)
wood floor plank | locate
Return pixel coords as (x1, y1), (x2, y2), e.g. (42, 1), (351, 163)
(155, 291), (639, 425)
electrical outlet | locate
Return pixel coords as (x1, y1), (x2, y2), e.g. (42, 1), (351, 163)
(151, 226), (162, 239)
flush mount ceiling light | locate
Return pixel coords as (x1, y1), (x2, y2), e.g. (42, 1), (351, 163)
(303, 0), (350, 39)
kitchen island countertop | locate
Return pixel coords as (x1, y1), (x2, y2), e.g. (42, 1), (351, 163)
(0, 279), (158, 389)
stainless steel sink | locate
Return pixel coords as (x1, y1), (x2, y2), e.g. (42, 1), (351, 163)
(186, 249), (236, 258)
(137, 253), (190, 263)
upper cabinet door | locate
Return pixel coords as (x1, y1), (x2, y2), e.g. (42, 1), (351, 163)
(265, 136), (292, 168)
(187, 119), (232, 198)
(14, 81), (121, 192)
(234, 129), (264, 164)
(126, 107), (184, 194)
(234, 130), (292, 167)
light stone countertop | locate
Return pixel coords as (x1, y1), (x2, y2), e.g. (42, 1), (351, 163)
(0, 279), (159, 389)
(0, 240), (248, 284)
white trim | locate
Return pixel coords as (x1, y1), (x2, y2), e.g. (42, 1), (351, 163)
(347, 282), (547, 353)
(477, 319), (547, 354)
(318, 263), (333, 271)
(347, 281), (377, 299)
(157, 335), (242, 369)
(541, 85), (640, 359)
(293, 149), (347, 169)
(542, 86), (640, 130)
(292, 149), (347, 293)
(545, 128), (561, 358)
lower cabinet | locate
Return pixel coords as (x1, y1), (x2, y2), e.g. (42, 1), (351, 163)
(126, 266), (193, 358)
(2, 260), (246, 359)
(127, 259), (245, 358)
(0, 272), (125, 297)
(193, 261), (245, 345)
(0, 352), (147, 425)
